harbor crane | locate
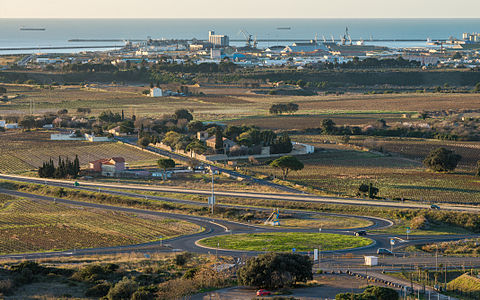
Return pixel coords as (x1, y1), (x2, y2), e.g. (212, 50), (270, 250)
(341, 27), (352, 45)
(239, 29), (257, 48)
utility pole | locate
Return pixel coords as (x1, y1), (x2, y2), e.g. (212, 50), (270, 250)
(210, 168), (215, 214)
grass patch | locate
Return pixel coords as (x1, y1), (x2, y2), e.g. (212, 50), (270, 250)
(198, 232), (372, 252)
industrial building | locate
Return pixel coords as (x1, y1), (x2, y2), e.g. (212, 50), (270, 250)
(208, 31), (229, 47)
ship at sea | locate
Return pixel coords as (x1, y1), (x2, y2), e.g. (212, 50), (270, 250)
(20, 27), (46, 31)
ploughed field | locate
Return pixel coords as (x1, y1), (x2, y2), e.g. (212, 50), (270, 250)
(0, 130), (160, 174)
(0, 193), (201, 254)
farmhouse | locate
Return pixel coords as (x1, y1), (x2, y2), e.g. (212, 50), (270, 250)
(89, 157), (126, 177)
(205, 136), (237, 152)
(150, 87), (163, 97)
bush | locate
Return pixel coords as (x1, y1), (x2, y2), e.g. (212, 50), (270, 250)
(336, 286), (398, 300)
(423, 147), (462, 172)
(85, 282), (111, 297)
(107, 277), (138, 300)
(410, 215), (429, 230)
(72, 264), (119, 282)
(131, 289), (155, 300)
(238, 252), (313, 289)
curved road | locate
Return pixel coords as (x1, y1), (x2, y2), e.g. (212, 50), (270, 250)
(2, 173), (480, 212)
(0, 188), (476, 262)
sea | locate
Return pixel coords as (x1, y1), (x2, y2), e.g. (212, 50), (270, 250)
(1, 18), (480, 54)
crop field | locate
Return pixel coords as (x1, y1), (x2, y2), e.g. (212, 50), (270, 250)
(199, 232), (372, 252)
(0, 130), (161, 174)
(3, 84), (480, 120)
(248, 148), (480, 204)
(0, 196), (201, 254)
(348, 137), (480, 167)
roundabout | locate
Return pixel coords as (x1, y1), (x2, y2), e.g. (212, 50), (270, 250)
(197, 232), (374, 252)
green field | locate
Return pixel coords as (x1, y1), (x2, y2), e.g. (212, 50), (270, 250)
(0, 195), (201, 254)
(198, 232), (372, 252)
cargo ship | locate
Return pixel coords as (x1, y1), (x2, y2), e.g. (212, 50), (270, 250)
(20, 27), (46, 31)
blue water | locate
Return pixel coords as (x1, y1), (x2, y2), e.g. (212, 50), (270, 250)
(1, 18), (480, 54)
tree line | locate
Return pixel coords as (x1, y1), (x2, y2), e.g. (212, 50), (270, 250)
(38, 156), (81, 179)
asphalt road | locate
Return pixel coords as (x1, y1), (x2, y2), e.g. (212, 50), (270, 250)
(2, 173), (480, 212)
(116, 137), (302, 193)
(0, 188), (476, 264)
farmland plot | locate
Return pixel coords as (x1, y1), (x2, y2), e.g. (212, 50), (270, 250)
(0, 196), (201, 254)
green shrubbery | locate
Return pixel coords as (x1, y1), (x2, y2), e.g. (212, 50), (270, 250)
(238, 252), (313, 289)
(336, 286), (399, 300)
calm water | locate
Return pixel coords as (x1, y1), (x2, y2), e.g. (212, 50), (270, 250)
(1, 18), (480, 54)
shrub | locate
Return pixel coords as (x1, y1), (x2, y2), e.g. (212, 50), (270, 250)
(131, 289), (155, 300)
(423, 147), (462, 172)
(238, 252), (313, 289)
(410, 215), (429, 230)
(107, 277), (138, 300)
(85, 282), (111, 297)
(72, 264), (119, 282)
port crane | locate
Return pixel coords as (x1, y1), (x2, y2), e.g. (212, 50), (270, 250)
(341, 27), (352, 45)
(239, 29), (257, 48)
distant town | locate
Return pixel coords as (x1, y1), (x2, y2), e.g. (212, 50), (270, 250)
(3, 29), (480, 71)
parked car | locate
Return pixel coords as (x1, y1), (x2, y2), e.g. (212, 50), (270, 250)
(256, 289), (271, 296)
(430, 204), (440, 210)
(354, 230), (367, 236)
(377, 248), (393, 255)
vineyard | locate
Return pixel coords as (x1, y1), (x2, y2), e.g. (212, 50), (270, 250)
(0, 130), (161, 174)
(249, 148), (480, 204)
(0, 196), (201, 254)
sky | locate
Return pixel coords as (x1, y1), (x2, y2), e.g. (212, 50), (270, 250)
(2, 0), (480, 18)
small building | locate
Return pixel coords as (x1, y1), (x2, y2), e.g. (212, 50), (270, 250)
(364, 256), (378, 266)
(84, 133), (111, 142)
(205, 136), (237, 152)
(197, 131), (209, 141)
(5, 123), (18, 129)
(150, 87), (163, 97)
(108, 126), (127, 137)
(89, 157), (126, 177)
(0, 120), (5, 128)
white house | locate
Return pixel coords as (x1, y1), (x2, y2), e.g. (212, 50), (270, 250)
(0, 120), (5, 128)
(150, 87), (163, 97)
(5, 123), (18, 129)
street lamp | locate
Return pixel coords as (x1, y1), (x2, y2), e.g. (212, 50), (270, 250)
(209, 167), (219, 214)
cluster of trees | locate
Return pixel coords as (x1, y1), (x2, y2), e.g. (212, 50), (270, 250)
(357, 183), (379, 199)
(0, 86), (6, 94)
(317, 119), (479, 141)
(149, 61), (238, 74)
(329, 57), (421, 70)
(269, 102), (299, 115)
(423, 147), (462, 172)
(237, 252), (313, 289)
(62, 63), (118, 73)
(38, 156), (80, 179)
